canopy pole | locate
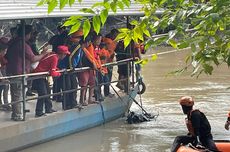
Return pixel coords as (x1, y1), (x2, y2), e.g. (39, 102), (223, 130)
(21, 19), (27, 121)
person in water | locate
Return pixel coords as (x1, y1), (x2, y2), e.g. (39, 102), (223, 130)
(224, 112), (230, 130)
(171, 96), (218, 152)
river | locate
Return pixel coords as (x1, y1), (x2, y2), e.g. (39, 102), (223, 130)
(20, 47), (230, 152)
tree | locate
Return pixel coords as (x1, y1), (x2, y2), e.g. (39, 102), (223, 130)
(37, 0), (230, 77)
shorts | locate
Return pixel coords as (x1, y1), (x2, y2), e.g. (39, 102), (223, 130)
(78, 70), (95, 87)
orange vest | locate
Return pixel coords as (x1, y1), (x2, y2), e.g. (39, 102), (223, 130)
(185, 109), (200, 136)
(84, 44), (101, 69)
(98, 48), (110, 74)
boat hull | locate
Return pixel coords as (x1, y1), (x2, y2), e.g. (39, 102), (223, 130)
(0, 87), (138, 152)
(177, 141), (230, 152)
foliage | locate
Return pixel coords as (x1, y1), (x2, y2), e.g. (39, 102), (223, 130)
(37, 0), (230, 76)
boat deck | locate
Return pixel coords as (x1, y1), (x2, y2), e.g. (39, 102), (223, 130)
(0, 84), (137, 152)
(0, 86), (126, 127)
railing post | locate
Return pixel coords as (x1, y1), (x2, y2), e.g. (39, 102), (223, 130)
(21, 19), (27, 121)
(63, 73), (66, 110)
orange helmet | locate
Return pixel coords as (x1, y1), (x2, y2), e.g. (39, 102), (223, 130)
(179, 96), (194, 106)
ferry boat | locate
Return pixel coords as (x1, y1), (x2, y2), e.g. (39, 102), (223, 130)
(0, 0), (145, 151)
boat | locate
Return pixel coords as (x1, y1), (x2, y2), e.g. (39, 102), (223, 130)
(177, 140), (230, 152)
(0, 85), (138, 151)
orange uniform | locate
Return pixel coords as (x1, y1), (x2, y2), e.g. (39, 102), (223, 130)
(84, 44), (101, 69)
(97, 48), (110, 74)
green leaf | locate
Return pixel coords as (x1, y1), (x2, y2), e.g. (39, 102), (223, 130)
(100, 9), (108, 26)
(178, 41), (189, 49)
(143, 28), (151, 37)
(63, 19), (75, 26)
(118, 28), (129, 33)
(78, 0), (82, 2)
(124, 35), (132, 48)
(117, 1), (124, 10)
(115, 33), (127, 41)
(130, 20), (138, 26)
(92, 2), (104, 8)
(151, 54), (158, 61)
(169, 39), (177, 48)
(80, 8), (95, 14)
(93, 16), (101, 34)
(122, 0), (130, 7)
(69, 0), (75, 6)
(60, 0), (68, 9)
(48, 0), (58, 14)
(110, 2), (117, 13)
(134, 27), (143, 41)
(83, 19), (91, 39)
(69, 22), (81, 34)
(203, 64), (213, 75)
(37, 0), (47, 6)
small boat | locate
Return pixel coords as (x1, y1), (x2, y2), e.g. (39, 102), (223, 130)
(177, 140), (230, 152)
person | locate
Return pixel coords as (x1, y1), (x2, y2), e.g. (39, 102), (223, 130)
(5, 25), (48, 121)
(0, 37), (10, 111)
(33, 45), (70, 117)
(55, 30), (83, 110)
(48, 24), (68, 102)
(26, 30), (40, 97)
(102, 29), (118, 89)
(48, 24), (68, 52)
(77, 34), (99, 106)
(224, 112), (230, 130)
(171, 96), (218, 152)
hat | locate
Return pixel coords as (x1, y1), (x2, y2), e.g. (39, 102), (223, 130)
(179, 96), (194, 107)
(57, 45), (70, 55)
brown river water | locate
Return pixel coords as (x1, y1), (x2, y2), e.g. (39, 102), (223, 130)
(20, 47), (230, 152)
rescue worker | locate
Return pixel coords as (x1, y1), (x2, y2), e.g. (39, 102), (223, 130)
(224, 112), (230, 130)
(171, 96), (218, 152)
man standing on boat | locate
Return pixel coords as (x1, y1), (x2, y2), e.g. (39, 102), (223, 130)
(5, 25), (49, 121)
(171, 96), (218, 152)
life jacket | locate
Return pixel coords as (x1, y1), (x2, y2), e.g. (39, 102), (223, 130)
(97, 48), (110, 74)
(185, 109), (200, 136)
(83, 44), (101, 69)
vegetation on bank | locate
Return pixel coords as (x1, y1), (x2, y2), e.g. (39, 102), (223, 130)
(37, 0), (230, 77)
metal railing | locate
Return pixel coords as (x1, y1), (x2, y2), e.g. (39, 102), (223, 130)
(0, 58), (134, 121)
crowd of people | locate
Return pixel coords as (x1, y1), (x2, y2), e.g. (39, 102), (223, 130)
(0, 24), (144, 121)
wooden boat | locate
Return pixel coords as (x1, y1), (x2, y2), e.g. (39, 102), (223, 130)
(0, 85), (138, 151)
(177, 140), (230, 152)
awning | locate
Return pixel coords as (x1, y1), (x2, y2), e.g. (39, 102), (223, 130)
(0, 0), (145, 21)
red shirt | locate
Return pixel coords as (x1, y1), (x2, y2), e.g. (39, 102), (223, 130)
(34, 52), (61, 77)
(6, 38), (35, 75)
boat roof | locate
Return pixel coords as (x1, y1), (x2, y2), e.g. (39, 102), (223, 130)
(0, 0), (145, 21)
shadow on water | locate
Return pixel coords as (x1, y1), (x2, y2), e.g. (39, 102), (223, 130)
(20, 47), (230, 152)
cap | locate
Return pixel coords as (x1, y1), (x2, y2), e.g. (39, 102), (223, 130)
(57, 45), (70, 55)
(179, 96), (194, 106)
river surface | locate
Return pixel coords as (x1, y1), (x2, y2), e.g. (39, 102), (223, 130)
(20, 47), (230, 152)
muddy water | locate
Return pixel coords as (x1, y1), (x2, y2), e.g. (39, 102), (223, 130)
(21, 47), (230, 152)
